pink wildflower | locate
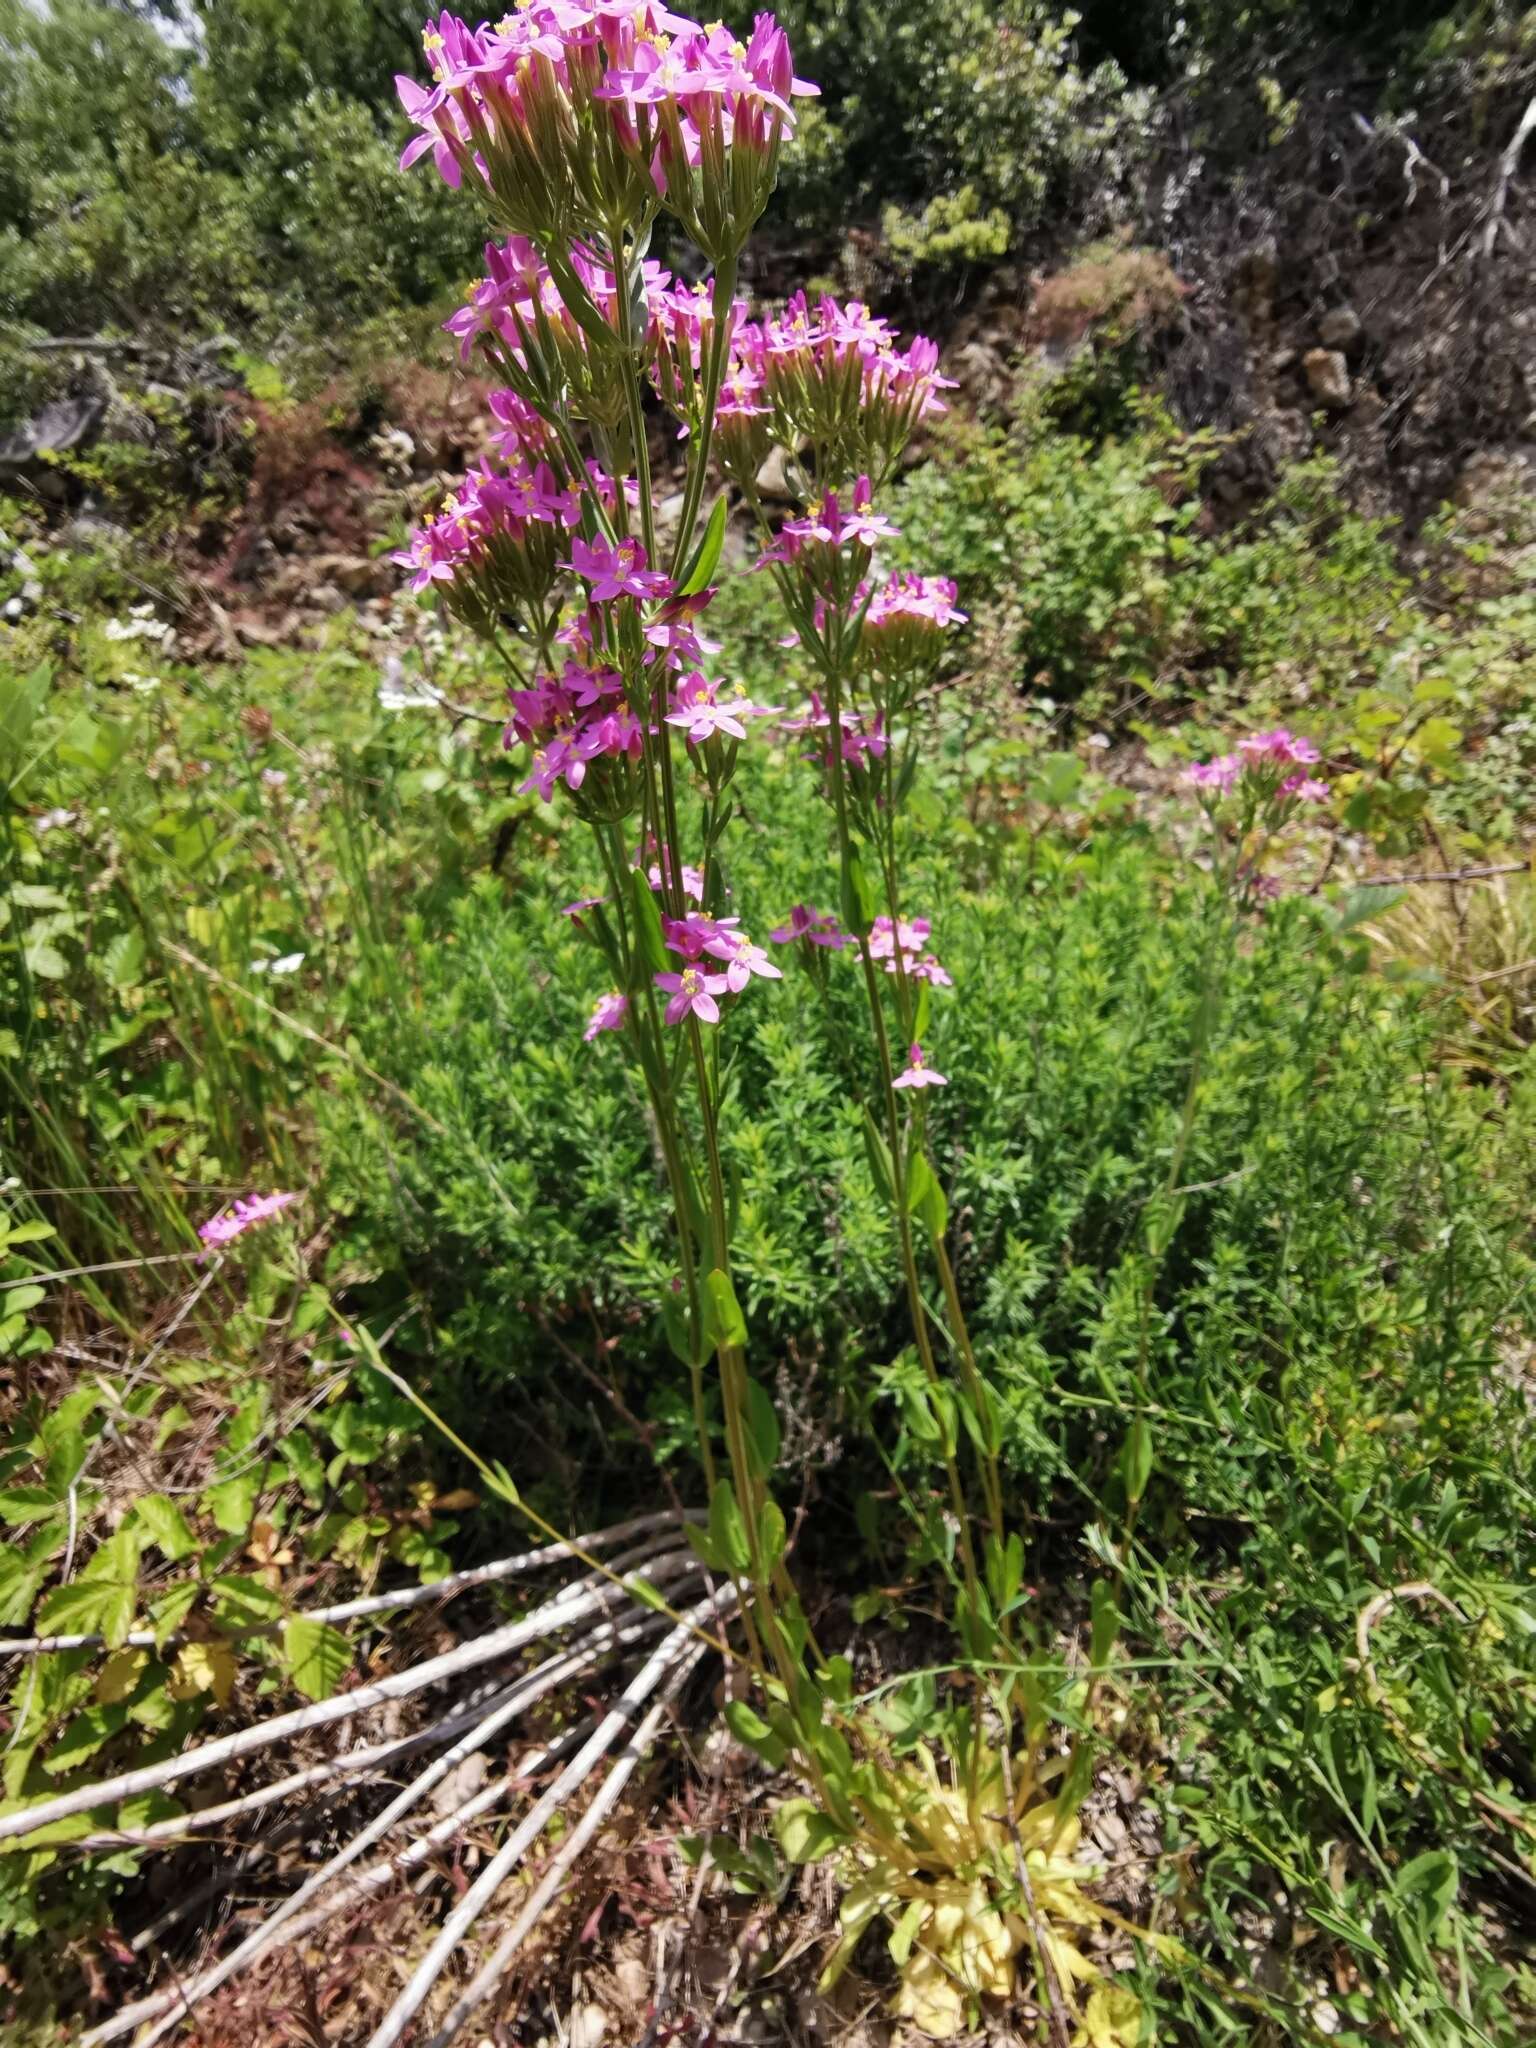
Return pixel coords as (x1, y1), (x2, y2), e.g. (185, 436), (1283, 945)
(584, 991), (630, 1040)
(769, 904), (852, 950)
(892, 1044), (947, 1091)
(702, 928), (784, 992)
(1185, 754), (1241, 794)
(564, 534), (671, 604)
(655, 965), (729, 1025)
(198, 1190), (299, 1251)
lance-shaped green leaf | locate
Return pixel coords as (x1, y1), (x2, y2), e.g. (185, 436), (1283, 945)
(701, 1266), (747, 1353)
(678, 492), (728, 596)
(629, 866), (671, 979)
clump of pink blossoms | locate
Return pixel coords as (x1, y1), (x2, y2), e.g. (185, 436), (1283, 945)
(197, 1191), (299, 1251)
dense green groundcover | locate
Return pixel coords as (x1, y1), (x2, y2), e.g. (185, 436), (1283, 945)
(3, 551), (1535, 2033)
(317, 738), (1536, 2041)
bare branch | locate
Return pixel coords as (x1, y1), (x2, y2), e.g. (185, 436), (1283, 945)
(0, 1555), (703, 1846)
(0, 1509), (698, 1658)
(365, 1586), (733, 2048)
(426, 1640), (714, 2047)
(1484, 93), (1536, 257)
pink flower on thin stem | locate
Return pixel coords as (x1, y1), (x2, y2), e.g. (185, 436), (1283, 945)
(584, 992), (629, 1041)
(769, 904), (852, 950)
(197, 1190), (299, 1251)
(563, 535), (671, 604)
(1185, 754), (1241, 794)
(892, 1044), (947, 1091)
(703, 928), (784, 992)
(655, 966), (729, 1025)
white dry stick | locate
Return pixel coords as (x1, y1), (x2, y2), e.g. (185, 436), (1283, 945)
(1484, 92), (1536, 256)
(365, 1587), (733, 2048)
(76, 1672), (534, 1853)
(426, 1639), (714, 2048)
(0, 1555), (701, 1846)
(1, 1509), (697, 1657)
(82, 1609), (676, 2048)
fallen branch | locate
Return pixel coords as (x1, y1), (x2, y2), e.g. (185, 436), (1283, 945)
(1346, 859), (1531, 890)
(1, 1509), (698, 1656)
(90, 1611), (673, 2048)
(426, 1638), (715, 2048)
(0, 1554), (703, 1845)
(1483, 92), (1536, 257)
(365, 1586), (734, 2048)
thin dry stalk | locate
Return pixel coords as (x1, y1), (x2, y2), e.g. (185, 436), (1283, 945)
(425, 1640), (714, 2048)
(1, 1510), (697, 1656)
(2, 1556), (701, 1846)
(365, 1588), (733, 2048)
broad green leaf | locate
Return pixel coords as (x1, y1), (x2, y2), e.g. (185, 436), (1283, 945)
(1121, 1416), (1153, 1506)
(133, 1494), (196, 1562)
(628, 865), (670, 979)
(723, 1698), (787, 1768)
(281, 1617), (351, 1702)
(707, 1479), (752, 1574)
(743, 1378), (780, 1476)
(773, 1797), (845, 1864)
(701, 1267), (747, 1353)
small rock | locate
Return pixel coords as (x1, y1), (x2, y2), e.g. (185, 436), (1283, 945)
(1269, 347), (1297, 374)
(1318, 305), (1363, 352)
(568, 2005), (607, 2048)
(431, 1751), (487, 1816)
(1303, 349), (1351, 408)
(612, 1956), (650, 2007)
(754, 446), (799, 502)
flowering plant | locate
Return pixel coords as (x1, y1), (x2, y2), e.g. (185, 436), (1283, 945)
(392, 8), (1145, 2033)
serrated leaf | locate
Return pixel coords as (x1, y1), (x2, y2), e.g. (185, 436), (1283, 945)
(100, 930), (146, 990)
(281, 1617), (351, 1702)
(133, 1493), (196, 1562)
(203, 1471), (258, 1536)
(96, 1650), (150, 1705)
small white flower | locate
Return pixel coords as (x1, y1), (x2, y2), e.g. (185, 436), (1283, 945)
(36, 807), (76, 834)
(261, 768), (289, 790)
(250, 952), (306, 977)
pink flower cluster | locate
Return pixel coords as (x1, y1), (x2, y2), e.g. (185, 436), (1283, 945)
(1186, 728), (1329, 807)
(781, 691), (887, 773)
(655, 911), (781, 1025)
(197, 1190), (299, 1251)
(769, 903), (854, 950)
(759, 477), (898, 568)
(718, 293), (954, 485)
(398, 6), (815, 248)
(446, 234), (674, 395)
(867, 915), (952, 988)
(392, 454), (578, 599)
